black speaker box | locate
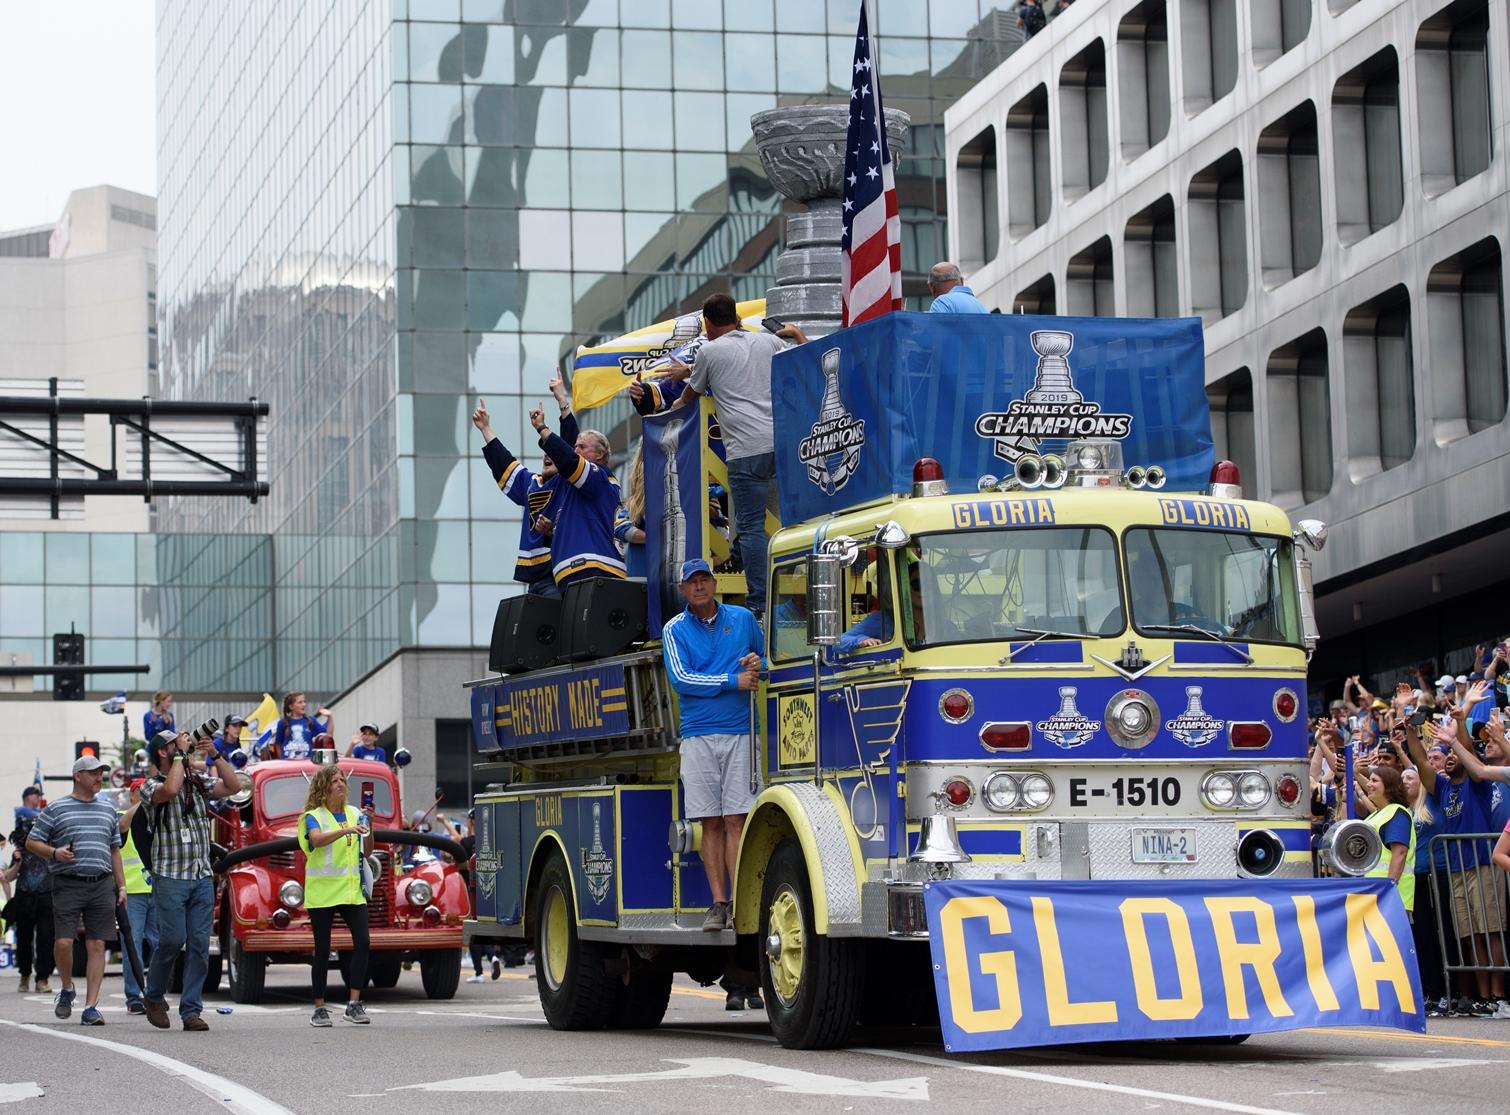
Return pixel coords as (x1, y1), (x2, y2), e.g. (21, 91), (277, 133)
(558, 577), (648, 662)
(489, 594), (563, 674)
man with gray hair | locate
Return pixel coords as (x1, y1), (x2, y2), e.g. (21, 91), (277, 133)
(926, 261), (989, 314)
(524, 401), (625, 588)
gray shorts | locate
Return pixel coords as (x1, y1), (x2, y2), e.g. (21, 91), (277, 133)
(51, 874), (117, 942)
(681, 733), (757, 820)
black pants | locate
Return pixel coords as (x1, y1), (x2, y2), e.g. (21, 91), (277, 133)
(1412, 872), (1446, 1002)
(12, 895), (55, 980)
(309, 904), (370, 1001)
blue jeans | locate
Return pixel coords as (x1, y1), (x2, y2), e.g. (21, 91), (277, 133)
(525, 577), (561, 599)
(727, 452), (776, 616)
(146, 876), (215, 1019)
(123, 891), (158, 1005)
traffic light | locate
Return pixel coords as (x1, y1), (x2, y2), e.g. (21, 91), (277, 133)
(75, 740), (100, 762)
(53, 632), (85, 701)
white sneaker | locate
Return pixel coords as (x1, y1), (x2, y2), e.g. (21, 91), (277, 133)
(465, 974), (486, 983)
(1492, 1000), (1510, 1020)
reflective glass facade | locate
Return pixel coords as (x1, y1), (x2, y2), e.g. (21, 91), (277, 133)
(155, 0), (1022, 698)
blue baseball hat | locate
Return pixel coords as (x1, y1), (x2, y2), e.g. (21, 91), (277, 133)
(679, 558), (714, 582)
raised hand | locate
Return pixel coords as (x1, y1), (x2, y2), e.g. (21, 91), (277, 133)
(471, 398), (491, 434)
(1429, 719), (1457, 746)
(1392, 681), (1412, 710)
(529, 402), (547, 432)
(547, 373), (568, 405)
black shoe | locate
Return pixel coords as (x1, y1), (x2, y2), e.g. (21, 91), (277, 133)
(744, 990), (765, 1010)
(725, 991), (746, 1012)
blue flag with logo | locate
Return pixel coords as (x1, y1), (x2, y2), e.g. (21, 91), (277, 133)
(643, 402), (705, 637)
(771, 313), (1212, 525)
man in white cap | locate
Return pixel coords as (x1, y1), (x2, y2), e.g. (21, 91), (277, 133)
(26, 755), (126, 1025)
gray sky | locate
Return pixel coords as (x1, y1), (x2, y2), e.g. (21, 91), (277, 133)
(0, 2), (156, 231)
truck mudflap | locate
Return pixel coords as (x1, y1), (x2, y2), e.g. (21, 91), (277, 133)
(924, 877), (1423, 1052)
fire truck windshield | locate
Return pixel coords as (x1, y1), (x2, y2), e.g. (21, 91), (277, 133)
(1125, 528), (1302, 647)
(901, 527), (1123, 647)
(260, 774), (395, 820)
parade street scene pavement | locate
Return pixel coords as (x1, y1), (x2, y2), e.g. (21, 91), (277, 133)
(1, 964), (1508, 1114)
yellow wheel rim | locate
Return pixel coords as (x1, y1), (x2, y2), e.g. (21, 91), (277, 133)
(543, 885), (569, 990)
(767, 885), (805, 1006)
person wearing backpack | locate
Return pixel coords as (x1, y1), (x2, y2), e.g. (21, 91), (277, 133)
(119, 779), (157, 1016)
(299, 763), (374, 1026)
(1018, 0), (1046, 39)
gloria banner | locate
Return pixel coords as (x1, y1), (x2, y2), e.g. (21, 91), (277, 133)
(642, 400), (706, 637)
(770, 312), (1212, 525)
(925, 877), (1421, 1052)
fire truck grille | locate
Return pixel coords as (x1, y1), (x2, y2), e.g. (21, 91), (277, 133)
(368, 851), (394, 925)
(267, 850), (298, 871)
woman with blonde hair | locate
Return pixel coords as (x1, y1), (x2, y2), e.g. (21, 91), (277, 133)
(299, 763), (372, 1026)
(143, 691), (175, 741)
(613, 445), (647, 577)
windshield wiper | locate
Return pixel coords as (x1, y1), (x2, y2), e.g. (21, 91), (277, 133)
(1000, 626), (1094, 663)
(1141, 623), (1253, 664)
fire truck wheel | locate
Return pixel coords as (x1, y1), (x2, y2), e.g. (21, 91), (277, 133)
(609, 957), (672, 1029)
(226, 932), (266, 1003)
(533, 853), (616, 1030)
(758, 837), (864, 1049)
(369, 955), (403, 989)
(419, 949), (462, 998)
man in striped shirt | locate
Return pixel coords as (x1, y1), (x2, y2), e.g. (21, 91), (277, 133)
(26, 755), (126, 1025)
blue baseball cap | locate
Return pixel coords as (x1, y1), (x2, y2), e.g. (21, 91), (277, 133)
(679, 558), (714, 582)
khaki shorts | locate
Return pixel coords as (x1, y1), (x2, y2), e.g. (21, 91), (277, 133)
(680, 733), (757, 820)
(1450, 864), (1507, 935)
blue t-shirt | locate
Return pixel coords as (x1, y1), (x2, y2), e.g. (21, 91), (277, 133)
(143, 709), (174, 740)
(351, 744), (387, 763)
(1431, 771), (1496, 864)
(929, 285), (989, 314)
(1378, 808), (1413, 850)
(1414, 793), (1447, 871)
(274, 715), (327, 760)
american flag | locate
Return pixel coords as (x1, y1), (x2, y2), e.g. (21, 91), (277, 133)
(840, 1), (903, 327)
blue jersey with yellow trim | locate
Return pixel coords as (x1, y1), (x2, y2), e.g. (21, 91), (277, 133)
(540, 430), (626, 585)
(633, 376), (688, 415)
(482, 414), (578, 584)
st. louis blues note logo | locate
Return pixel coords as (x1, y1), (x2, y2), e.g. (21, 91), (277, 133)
(799, 347), (865, 494)
(1166, 686), (1224, 747)
(975, 329), (1133, 463)
(1037, 686), (1101, 748)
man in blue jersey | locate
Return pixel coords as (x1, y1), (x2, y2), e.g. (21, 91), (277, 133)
(661, 559), (764, 932)
(528, 402), (625, 587)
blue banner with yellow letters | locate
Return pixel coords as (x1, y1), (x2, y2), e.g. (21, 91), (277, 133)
(469, 663), (630, 753)
(926, 877), (1422, 1052)
(771, 312), (1212, 526)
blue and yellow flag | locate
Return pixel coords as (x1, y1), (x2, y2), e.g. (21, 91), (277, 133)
(571, 298), (766, 412)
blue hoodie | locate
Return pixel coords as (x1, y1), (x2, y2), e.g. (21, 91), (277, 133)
(662, 601), (764, 737)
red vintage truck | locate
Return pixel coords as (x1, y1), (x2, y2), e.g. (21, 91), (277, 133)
(210, 757), (469, 1002)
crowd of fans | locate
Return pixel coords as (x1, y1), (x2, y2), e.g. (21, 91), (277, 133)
(1309, 646), (1510, 1018)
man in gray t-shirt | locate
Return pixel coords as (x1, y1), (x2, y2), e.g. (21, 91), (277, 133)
(671, 293), (807, 618)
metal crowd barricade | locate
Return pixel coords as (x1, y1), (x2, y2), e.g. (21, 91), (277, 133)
(1427, 833), (1510, 997)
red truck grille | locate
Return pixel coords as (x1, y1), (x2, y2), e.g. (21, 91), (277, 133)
(267, 849), (298, 871)
(369, 851), (394, 926)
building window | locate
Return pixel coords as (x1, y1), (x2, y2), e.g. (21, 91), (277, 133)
(1123, 195), (1177, 317)
(1006, 84), (1051, 238)
(1180, 0), (1238, 116)
(1256, 101), (1322, 287)
(1427, 238), (1507, 445)
(955, 125), (999, 270)
(1187, 150), (1246, 324)
(1207, 367), (1256, 488)
(1067, 237), (1115, 317)
(1416, 0), (1492, 198)
(1343, 286), (1415, 478)
(1333, 49), (1403, 245)
(1117, 1), (1170, 159)
(1012, 273), (1056, 315)
(1266, 329), (1332, 507)
(1059, 40), (1108, 200)
(1251, 0), (1310, 67)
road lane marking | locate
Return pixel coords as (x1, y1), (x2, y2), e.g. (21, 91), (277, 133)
(0, 1020), (294, 1115)
(1299, 1026), (1510, 1050)
(388, 1056), (929, 1099)
(0, 1083), (45, 1104)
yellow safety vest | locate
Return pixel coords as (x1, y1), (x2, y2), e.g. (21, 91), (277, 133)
(121, 828), (152, 895)
(298, 806), (365, 909)
(1365, 801), (1416, 914)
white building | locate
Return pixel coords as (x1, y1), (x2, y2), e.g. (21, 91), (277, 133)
(945, 0), (1509, 690)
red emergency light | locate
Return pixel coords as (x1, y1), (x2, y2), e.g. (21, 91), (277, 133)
(1228, 722), (1272, 749)
(1208, 460), (1243, 499)
(980, 723), (1032, 750)
(912, 457), (947, 497)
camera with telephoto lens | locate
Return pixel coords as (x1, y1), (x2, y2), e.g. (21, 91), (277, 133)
(191, 718), (221, 746)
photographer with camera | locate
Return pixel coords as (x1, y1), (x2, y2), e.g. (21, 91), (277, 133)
(3, 797), (55, 995)
(139, 723), (241, 1031)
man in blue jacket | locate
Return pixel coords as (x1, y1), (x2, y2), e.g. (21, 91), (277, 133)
(661, 559), (763, 932)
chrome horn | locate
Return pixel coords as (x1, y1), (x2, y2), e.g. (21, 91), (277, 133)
(1040, 454), (1065, 488)
(1319, 818), (1381, 877)
(226, 772), (254, 808)
(1014, 454), (1044, 490)
(1125, 465), (1147, 489)
(1145, 465), (1166, 489)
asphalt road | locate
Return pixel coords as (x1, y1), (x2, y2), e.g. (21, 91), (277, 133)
(1, 960), (1508, 1114)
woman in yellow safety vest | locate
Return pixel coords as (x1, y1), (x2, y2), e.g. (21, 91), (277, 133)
(1363, 764), (1416, 915)
(298, 763), (373, 1026)
(118, 779), (158, 1015)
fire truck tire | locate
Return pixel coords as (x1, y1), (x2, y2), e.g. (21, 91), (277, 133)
(758, 838), (864, 1049)
(419, 949), (462, 999)
(369, 955), (403, 988)
(533, 853), (616, 1030)
(226, 932), (266, 1003)
(203, 949), (223, 994)
(609, 958), (673, 1029)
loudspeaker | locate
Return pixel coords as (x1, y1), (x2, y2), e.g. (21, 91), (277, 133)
(558, 577), (648, 662)
(489, 595), (563, 674)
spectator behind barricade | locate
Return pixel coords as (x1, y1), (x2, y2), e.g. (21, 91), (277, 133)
(117, 778), (157, 1016)
(526, 402), (625, 587)
(1361, 765), (1416, 912)
(474, 376), (578, 600)
(25, 755), (125, 1026)
(3, 807), (55, 994)
(265, 692), (332, 761)
(1404, 760), (1453, 1015)
(346, 722), (388, 763)
(926, 261), (989, 314)
(139, 727), (241, 1030)
(668, 294), (808, 620)
(1017, 0), (1046, 39)
(143, 690), (175, 742)
(614, 447), (647, 578)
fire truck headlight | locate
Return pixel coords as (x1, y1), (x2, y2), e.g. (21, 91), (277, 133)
(1237, 772), (1271, 809)
(982, 772), (1020, 811)
(1019, 773), (1053, 809)
(278, 880), (304, 909)
(1201, 772), (1238, 809)
(407, 879), (434, 908)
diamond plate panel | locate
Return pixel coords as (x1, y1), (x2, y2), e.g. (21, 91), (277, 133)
(784, 783), (863, 928)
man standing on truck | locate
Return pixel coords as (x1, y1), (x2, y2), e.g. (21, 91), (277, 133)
(662, 558), (764, 931)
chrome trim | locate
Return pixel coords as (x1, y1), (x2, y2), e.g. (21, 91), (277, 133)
(1272, 687), (1300, 723)
(1104, 689), (1160, 750)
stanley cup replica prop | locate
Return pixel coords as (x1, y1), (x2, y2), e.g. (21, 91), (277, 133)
(657, 420), (687, 624)
(751, 105), (910, 339)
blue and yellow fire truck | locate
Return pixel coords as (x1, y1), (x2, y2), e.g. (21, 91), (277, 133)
(466, 314), (1419, 1052)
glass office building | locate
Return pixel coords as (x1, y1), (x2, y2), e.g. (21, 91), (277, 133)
(155, 0), (1024, 778)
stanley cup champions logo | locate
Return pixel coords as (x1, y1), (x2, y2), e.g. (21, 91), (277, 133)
(581, 801), (614, 903)
(799, 347), (866, 495)
(1036, 686), (1101, 748)
(975, 330), (1133, 464)
(1166, 686), (1225, 747)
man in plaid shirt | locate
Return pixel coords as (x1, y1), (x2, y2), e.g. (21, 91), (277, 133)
(139, 728), (241, 1031)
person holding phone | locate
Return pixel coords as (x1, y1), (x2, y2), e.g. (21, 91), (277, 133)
(300, 764), (374, 1026)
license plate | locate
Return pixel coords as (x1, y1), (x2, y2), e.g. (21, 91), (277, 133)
(1132, 828), (1197, 863)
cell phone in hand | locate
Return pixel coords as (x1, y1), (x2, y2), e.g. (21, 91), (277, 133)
(760, 317), (785, 334)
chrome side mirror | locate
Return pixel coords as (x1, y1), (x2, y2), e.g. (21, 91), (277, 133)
(875, 520), (910, 549)
(1294, 519), (1328, 552)
(821, 534), (859, 567)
